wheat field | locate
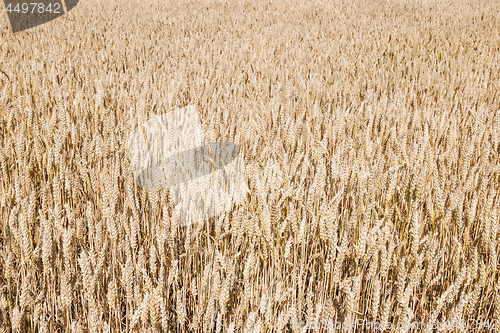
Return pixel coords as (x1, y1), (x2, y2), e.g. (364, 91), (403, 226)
(1, 0), (500, 332)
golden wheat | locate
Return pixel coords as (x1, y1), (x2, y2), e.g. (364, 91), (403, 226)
(1, 0), (500, 332)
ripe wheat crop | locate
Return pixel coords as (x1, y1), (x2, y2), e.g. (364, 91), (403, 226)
(1, 0), (500, 332)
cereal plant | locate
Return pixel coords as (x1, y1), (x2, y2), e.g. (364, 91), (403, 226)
(0, 0), (500, 332)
